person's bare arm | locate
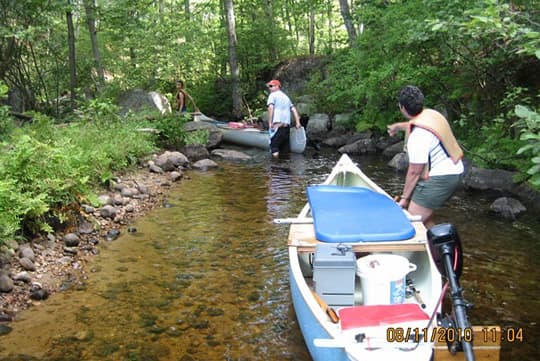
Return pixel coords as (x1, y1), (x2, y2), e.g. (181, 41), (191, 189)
(399, 163), (425, 208)
(387, 121), (409, 136)
(291, 106), (301, 128)
(268, 104), (274, 128)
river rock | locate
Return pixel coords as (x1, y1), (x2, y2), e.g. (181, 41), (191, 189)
(78, 221), (95, 234)
(306, 113), (330, 141)
(18, 246), (35, 262)
(206, 129), (224, 149)
(170, 171), (183, 182)
(64, 233), (81, 247)
(19, 257), (36, 271)
(338, 138), (377, 154)
(180, 144), (210, 162)
(382, 140), (405, 157)
(13, 272), (32, 283)
(334, 113), (354, 128)
(154, 151), (189, 171)
(210, 149), (251, 162)
(82, 204), (96, 213)
(4, 239), (19, 251)
(30, 288), (49, 301)
(63, 246), (78, 255)
(97, 194), (112, 206)
(106, 229), (121, 241)
(489, 197), (526, 220)
(121, 187), (139, 197)
(111, 181), (125, 191)
(0, 324), (12, 335)
(112, 194), (124, 205)
(100, 205), (118, 219)
(0, 273), (14, 292)
(136, 183), (149, 194)
(149, 163), (164, 173)
(192, 159), (219, 171)
(0, 250), (12, 267)
(322, 133), (353, 148)
(463, 167), (517, 193)
(388, 152), (409, 172)
(118, 89), (171, 115)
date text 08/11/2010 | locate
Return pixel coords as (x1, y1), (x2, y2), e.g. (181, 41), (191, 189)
(386, 327), (524, 343)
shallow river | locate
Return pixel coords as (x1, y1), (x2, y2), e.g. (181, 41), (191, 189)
(0, 150), (538, 361)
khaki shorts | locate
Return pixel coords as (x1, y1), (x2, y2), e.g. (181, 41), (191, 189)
(412, 174), (462, 210)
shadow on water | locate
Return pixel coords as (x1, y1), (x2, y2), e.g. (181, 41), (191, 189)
(0, 149), (538, 361)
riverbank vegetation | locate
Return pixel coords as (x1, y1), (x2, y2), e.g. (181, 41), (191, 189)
(0, 0), (538, 246)
(0, 94), (200, 244)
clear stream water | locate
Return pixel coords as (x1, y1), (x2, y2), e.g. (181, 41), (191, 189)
(0, 149), (538, 361)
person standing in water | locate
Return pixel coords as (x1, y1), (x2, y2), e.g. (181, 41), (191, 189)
(266, 79), (301, 158)
(387, 85), (464, 228)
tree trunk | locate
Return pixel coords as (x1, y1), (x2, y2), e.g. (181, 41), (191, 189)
(309, 5), (315, 55)
(184, 0), (192, 43)
(264, 0), (278, 60)
(338, 0), (357, 47)
(224, 0), (242, 119)
(84, 0), (105, 88)
(66, 1), (77, 108)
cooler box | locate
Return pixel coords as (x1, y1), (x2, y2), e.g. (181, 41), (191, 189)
(313, 243), (356, 307)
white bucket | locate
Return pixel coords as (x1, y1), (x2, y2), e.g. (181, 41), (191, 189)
(356, 254), (417, 305)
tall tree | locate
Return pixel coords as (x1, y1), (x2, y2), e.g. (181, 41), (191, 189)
(185, 0), (194, 42)
(338, 0), (356, 47)
(66, 0), (77, 108)
(224, 0), (242, 119)
(84, 0), (105, 88)
(309, 3), (315, 55)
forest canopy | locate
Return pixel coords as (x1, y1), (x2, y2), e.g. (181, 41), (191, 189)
(0, 0), (539, 185)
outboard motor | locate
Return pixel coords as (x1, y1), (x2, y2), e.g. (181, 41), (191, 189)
(428, 223), (475, 361)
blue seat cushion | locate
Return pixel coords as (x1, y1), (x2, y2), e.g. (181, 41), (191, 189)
(307, 185), (416, 243)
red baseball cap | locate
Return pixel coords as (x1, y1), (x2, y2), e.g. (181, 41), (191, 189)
(267, 79), (281, 88)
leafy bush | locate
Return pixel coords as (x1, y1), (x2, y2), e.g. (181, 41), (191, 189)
(0, 81), (16, 141)
(153, 113), (190, 149)
(183, 129), (209, 145)
(0, 179), (49, 240)
(0, 116), (157, 244)
(514, 105), (540, 188)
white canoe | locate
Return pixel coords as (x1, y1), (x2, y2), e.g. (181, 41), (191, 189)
(284, 154), (443, 361)
(194, 113), (306, 153)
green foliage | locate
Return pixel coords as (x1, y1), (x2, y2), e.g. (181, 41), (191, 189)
(184, 129), (209, 145)
(153, 113), (190, 150)
(308, 0), (539, 183)
(0, 133), (88, 236)
(0, 117), (156, 244)
(0, 179), (49, 241)
(0, 81), (16, 141)
(77, 97), (121, 123)
(514, 105), (540, 187)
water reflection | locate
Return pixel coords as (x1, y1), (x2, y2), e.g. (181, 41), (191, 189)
(0, 151), (538, 361)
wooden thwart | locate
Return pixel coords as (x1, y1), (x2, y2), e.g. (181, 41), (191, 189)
(433, 326), (501, 361)
(287, 221), (428, 252)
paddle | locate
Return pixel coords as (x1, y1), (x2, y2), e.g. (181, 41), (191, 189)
(311, 290), (340, 324)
